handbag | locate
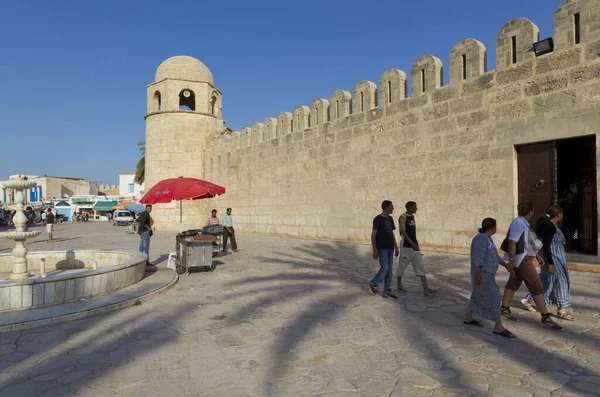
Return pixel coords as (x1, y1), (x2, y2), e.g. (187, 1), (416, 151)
(500, 227), (525, 254)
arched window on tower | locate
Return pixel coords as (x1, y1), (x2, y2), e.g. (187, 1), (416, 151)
(210, 95), (218, 115)
(179, 89), (196, 111)
(153, 91), (161, 112)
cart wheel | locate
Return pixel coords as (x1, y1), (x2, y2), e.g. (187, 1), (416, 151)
(204, 266), (211, 271)
(175, 265), (186, 275)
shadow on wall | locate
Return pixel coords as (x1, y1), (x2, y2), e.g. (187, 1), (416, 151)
(54, 249), (85, 269)
(220, 240), (600, 396)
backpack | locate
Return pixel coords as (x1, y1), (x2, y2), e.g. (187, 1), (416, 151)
(500, 227), (525, 254)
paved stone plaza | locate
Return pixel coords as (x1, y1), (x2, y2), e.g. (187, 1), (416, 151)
(0, 222), (599, 396)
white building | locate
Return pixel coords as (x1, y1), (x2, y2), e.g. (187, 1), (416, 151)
(1, 175), (99, 209)
(119, 173), (144, 199)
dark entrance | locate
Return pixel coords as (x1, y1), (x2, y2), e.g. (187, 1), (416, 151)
(517, 135), (597, 255)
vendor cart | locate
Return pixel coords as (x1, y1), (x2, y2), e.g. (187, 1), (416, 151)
(175, 231), (217, 275)
(201, 224), (224, 257)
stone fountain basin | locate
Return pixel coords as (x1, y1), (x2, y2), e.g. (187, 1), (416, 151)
(0, 231), (41, 240)
(0, 250), (147, 311)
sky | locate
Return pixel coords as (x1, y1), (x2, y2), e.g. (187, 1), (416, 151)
(0, 0), (564, 185)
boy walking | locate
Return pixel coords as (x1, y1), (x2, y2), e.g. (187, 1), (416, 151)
(369, 200), (400, 299)
(397, 201), (437, 296)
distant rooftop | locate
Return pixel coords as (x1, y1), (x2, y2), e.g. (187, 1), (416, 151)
(9, 174), (84, 181)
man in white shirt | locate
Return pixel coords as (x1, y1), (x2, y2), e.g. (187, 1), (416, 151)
(500, 202), (562, 331)
(222, 207), (238, 252)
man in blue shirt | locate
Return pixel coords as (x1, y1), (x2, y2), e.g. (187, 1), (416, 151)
(222, 207), (238, 252)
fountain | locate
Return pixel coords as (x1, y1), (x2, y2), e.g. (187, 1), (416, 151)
(0, 176), (148, 312)
(0, 177), (41, 279)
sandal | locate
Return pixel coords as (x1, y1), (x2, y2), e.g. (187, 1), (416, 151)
(501, 306), (519, 322)
(557, 309), (575, 321)
(520, 298), (537, 312)
(463, 319), (484, 327)
(541, 313), (564, 331)
(493, 329), (516, 338)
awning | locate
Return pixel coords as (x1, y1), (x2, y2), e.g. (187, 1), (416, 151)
(92, 201), (118, 211)
(55, 201), (71, 207)
(112, 201), (136, 210)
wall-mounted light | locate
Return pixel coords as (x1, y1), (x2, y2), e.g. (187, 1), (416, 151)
(533, 38), (554, 57)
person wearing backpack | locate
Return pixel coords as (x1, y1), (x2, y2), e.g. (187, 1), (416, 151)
(45, 209), (55, 243)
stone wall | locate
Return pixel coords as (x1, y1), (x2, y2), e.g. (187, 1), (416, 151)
(145, 112), (221, 230)
(199, 0), (600, 253)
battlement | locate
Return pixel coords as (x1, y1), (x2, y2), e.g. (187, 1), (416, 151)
(171, 0), (600, 250)
(209, 0), (600, 154)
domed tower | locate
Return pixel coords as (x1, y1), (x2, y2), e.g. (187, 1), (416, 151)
(145, 56), (223, 230)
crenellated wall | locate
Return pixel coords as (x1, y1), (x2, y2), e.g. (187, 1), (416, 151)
(199, 0), (600, 252)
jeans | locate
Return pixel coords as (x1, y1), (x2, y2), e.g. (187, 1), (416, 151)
(139, 231), (151, 259)
(370, 249), (394, 295)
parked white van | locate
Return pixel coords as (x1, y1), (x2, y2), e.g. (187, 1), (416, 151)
(113, 210), (134, 226)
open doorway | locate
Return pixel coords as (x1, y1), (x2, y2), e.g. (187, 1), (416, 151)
(517, 135), (597, 255)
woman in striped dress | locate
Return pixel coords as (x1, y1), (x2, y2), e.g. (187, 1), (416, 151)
(523, 206), (574, 320)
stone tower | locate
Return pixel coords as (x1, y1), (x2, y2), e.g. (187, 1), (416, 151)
(145, 56), (223, 230)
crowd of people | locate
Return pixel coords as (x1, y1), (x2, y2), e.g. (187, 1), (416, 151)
(370, 200), (574, 339)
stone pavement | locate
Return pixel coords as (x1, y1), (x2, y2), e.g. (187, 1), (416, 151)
(0, 222), (599, 396)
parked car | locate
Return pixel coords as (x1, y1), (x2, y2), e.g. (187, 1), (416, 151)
(113, 210), (134, 226)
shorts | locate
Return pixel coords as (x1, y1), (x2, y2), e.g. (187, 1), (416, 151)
(397, 247), (426, 277)
(46, 224), (53, 233)
(505, 256), (544, 296)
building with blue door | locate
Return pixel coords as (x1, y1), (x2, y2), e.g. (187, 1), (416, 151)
(54, 201), (71, 221)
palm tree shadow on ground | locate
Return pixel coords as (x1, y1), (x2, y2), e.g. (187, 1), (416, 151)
(221, 240), (600, 396)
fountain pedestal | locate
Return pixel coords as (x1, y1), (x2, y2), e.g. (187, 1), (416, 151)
(0, 178), (41, 279)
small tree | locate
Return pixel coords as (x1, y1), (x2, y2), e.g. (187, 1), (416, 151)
(134, 141), (145, 184)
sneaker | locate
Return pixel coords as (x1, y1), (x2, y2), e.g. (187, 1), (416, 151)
(233, 249), (239, 252)
(383, 292), (399, 300)
(424, 289), (437, 297)
(397, 284), (404, 291)
(368, 284), (378, 296)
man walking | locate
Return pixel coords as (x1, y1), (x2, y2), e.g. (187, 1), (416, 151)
(397, 201), (437, 296)
(369, 200), (400, 299)
(222, 207), (238, 253)
(45, 209), (55, 243)
(500, 202), (562, 331)
(137, 205), (153, 265)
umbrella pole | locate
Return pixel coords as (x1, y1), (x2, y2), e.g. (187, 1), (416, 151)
(179, 200), (182, 233)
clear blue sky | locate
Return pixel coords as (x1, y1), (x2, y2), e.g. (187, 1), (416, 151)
(0, 0), (563, 185)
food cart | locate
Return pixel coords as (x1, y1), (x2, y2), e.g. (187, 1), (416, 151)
(174, 228), (220, 275)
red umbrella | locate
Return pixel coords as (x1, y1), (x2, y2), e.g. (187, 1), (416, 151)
(139, 177), (226, 231)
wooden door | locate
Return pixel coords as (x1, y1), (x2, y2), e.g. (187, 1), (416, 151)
(577, 136), (597, 254)
(517, 142), (557, 221)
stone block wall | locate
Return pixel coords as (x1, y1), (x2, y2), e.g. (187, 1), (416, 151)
(145, 112), (219, 231)
(202, 0), (600, 253)
(141, 1), (600, 253)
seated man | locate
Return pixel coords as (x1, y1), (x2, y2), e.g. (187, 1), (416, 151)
(205, 209), (220, 248)
(205, 209), (220, 226)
